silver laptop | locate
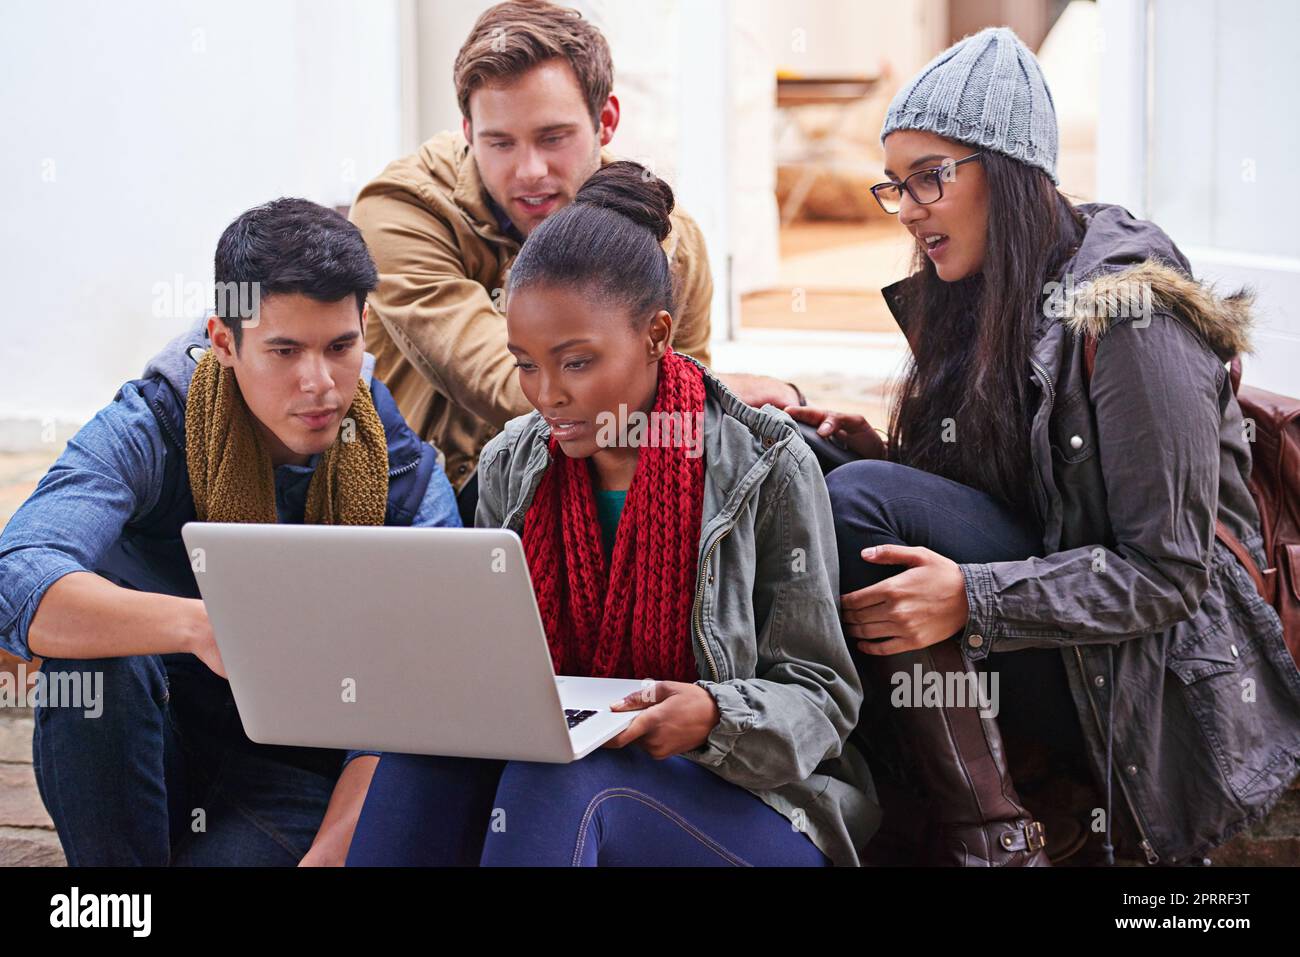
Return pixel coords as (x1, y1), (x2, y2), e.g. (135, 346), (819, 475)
(180, 523), (647, 762)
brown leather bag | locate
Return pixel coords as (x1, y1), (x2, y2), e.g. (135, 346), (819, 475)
(1085, 336), (1300, 668)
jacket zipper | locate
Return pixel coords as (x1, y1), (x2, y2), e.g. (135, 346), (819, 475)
(1040, 353), (1159, 862)
(691, 526), (732, 684)
(1029, 356), (1056, 405)
(1034, 347), (1159, 863)
(1074, 645), (1160, 864)
(149, 394), (185, 451)
(387, 457), (421, 479)
(1026, 355), (1058, 536)
(687, 430), (785, 686)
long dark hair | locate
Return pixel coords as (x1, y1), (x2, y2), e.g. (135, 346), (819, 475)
(888, 150), (1085, 512)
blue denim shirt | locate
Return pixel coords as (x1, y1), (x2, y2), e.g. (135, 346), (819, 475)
(0, 350), (461, 767)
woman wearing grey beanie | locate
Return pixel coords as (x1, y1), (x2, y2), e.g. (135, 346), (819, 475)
(790, 27), (1298, 867)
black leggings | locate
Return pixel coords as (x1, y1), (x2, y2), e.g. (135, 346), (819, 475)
(824, 458), (1088, 765)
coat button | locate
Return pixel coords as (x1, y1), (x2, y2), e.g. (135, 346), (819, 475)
(1094, 675), (1106, 687)
(1069, 435), (1084, 450)
(1230, 644), (1239, 658)
(968, 634), (984, 649)
(1126, 764), (1138, 776)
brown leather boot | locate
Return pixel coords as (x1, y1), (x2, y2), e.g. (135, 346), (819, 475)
(867, 638), (1050, 866)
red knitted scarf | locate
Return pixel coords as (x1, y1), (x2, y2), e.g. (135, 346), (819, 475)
(522, 348), (706, 683)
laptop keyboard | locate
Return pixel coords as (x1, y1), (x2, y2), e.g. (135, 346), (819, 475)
(564, 709), (599, 730)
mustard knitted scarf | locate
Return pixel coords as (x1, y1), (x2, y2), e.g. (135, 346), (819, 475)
(184, 351), (389, 525)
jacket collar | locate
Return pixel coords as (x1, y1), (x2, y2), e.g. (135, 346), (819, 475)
(1055, 203), (1253, 361)
(448, 135), (518, 249)
(1057, 258), (1255, 361)
(443, 132), (631, 250)
(880, 274), (915, 338)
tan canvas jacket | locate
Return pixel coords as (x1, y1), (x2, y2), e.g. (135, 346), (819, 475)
(351, 131), (715, 491)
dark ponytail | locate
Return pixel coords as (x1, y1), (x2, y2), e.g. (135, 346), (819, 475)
(508, 160), (676, 322)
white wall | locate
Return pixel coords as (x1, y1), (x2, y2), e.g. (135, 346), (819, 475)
(2, 1), (972, 443)
(0, 0), (403, 447)
(412, 0), (492, 142)
(1099, 0), (1300, 396)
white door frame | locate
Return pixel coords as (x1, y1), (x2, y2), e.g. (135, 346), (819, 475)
(1096, 0), (1299, 395)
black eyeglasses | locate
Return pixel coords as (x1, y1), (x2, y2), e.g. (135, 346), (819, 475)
(870, 152), (984, 215)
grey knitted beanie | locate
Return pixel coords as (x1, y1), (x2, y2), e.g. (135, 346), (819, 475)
(880, 26), (1059, 184)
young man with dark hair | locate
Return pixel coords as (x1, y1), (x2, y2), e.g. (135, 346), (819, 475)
(353, 0), (802, 522)
(0, 197), (460, 866)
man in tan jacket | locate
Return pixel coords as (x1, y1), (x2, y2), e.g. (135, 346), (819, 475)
(352, 0), (800, 516)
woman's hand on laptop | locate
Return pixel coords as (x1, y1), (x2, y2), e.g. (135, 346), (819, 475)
(604, 681), (721, 758)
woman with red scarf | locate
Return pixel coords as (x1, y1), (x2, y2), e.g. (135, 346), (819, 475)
(345, 162), (878, 867)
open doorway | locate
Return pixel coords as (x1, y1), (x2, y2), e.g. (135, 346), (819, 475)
(736, 0), (1097, 428)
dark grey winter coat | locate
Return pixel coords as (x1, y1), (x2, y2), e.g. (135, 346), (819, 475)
(883, 201), (1300, 864)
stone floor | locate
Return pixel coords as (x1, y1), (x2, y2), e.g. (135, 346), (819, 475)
(0, 706), (64, 866)
(0, 447), (65, 864)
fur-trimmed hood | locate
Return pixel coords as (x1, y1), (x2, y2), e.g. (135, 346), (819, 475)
(1056, 203), (1255, 362)
(1058, 258), (1255, 362)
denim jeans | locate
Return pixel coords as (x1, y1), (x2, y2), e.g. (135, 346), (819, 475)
(32, 652), (341, 866)
(345, 745), (831, 867)
(824, 459), (1088, 763)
